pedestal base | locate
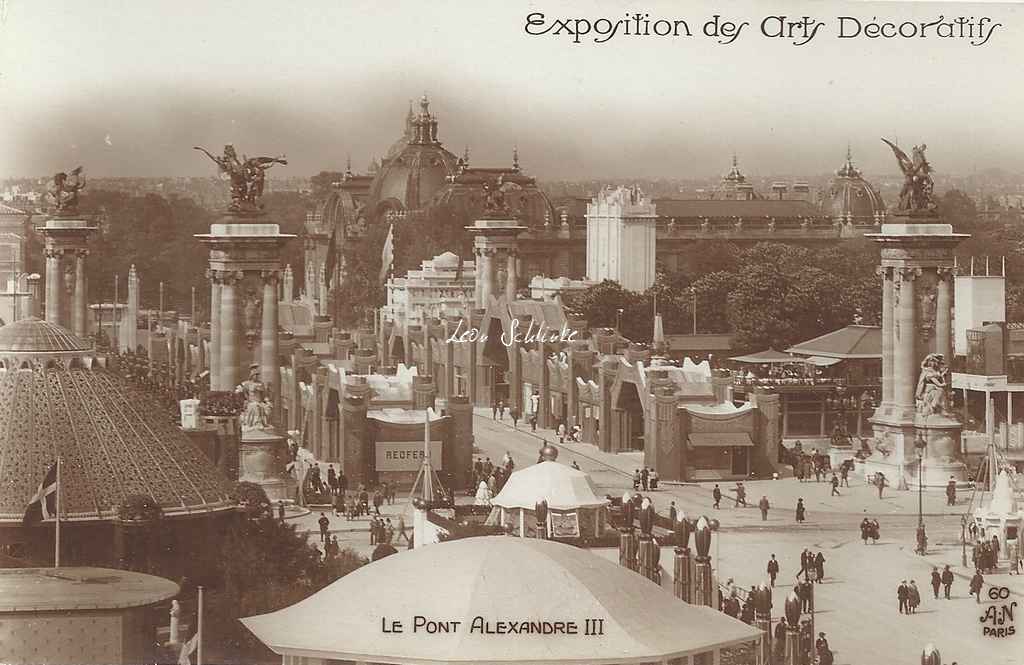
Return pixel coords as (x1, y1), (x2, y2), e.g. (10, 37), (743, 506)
(867, 411), (968, 489)
(239, 427), (297, 502)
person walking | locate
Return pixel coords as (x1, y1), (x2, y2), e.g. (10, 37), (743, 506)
(830, 473), (840, 497)
(497, 399), (506, 420)
(372, 489), (384, 516)
(795, 498), (806, 523)
(668, 501), (677, 524)
(397, 514), (410, 544)
(876, 472), (886, 499)
(797, 549), (809, 580)
(773, 617), (788, 662)
(713, 484), (722, 509)
(318, 512), (330, 544)
(814, 551), (825, 583)
(767, 554), (779, 587)
(969, 570), (985, 603)
(278, 500), (286, 523)
(492, 401), (498, 420)
(734, 482), (747, 507)
(327, 465), (338, 496)
(510, 407), (520, 428)
(641, 467), (649, 492)
(941, 565), (954, 599)
(840, 461), (850, 488)
(333, 490), (345, 518)
(930, 567), (942, 599)
(384, 518), (395, 545)
(946, 477), (957, 506)
(759, 495), (770, 520)
(908, 580), (921, 613)
(897, 580), (909, 614)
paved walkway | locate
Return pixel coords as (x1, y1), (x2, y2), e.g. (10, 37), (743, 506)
(474, 407), (975, 520)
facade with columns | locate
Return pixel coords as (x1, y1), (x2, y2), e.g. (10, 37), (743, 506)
(39, 217), (97, 338)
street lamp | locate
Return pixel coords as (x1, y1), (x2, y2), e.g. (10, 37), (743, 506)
(689, 286), (697, 335)
(915, 433), (927, 554)
(960, 515), (968, 567)
(615, 308), (624, 337)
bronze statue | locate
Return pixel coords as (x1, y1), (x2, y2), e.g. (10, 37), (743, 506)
(49, 166), (86, 214)
(882, 138), (935, 212)
(194, 144), (287, 212)
(481, 175), (522, 218)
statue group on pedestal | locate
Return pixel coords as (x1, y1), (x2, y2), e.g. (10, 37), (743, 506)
(194, 144), (287, 212)
(481, 175), (522, 218)
(48, 166), (86, 214)
(882, 138), (935, 213)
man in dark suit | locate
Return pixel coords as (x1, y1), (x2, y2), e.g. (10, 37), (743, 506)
(897, 580), (909, 614)
(767, 554), (780, 587)
(941, 565), (954, 599)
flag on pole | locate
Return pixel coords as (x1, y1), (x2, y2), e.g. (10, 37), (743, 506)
(178, 632), (199, 665)
(22, 462), (58, 526)
(379, 223), (394, 284)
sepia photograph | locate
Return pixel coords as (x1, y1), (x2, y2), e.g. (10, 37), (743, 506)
(1, 1), (1023, 664)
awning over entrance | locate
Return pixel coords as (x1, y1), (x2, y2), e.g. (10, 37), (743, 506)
(688, 433), (754, 447)
(802, 355), (843, 367)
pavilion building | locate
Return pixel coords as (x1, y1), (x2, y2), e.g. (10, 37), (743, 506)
(0, 317), (235, 575)
(242, 537), (762, 665)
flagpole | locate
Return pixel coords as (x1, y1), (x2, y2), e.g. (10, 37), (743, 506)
(54, 456), (61, 568)
(197, 585), (204, 665)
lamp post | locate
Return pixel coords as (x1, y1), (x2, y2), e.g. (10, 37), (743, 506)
(615, 308), (624, 337)
(690, 286), (697, 335)
(915, 433), (927, 554)
(960, 515), (968, 567)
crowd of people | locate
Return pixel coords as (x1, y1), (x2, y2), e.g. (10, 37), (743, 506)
(632, 467), (660, 491)
(472, 453), (515, 504)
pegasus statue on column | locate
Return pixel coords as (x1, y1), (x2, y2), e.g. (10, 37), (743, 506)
(882, 138), (935, 213)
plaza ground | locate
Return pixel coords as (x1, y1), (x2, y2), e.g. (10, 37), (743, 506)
(299, 408), (1022, 665)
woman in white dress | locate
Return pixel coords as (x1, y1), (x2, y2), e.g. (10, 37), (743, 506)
(474, 480), (492, 506)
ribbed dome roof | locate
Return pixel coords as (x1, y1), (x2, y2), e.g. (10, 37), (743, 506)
(824, 150), (885, 223)
(0, 318), (91, 354)
(367, 97), (458, 217)
(0, 367), (234, 521)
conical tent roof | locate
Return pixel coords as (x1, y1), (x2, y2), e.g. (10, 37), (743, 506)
(491, 461), (607, 510)
(241, 537), (760, 664)
(728, 348), (794, 364)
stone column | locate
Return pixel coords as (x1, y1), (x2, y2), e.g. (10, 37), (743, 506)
(505, 250), (518, 303)
(282, 264), (294, 302)
(26, 274), (41, 319)
(879, 266), (894, 408)
(261, 270), (280, 425)
(894, 268), (920, 416)
(220, 271), (241, 391)
(936, 267), (953, 363)
(72, 250), (88, 337)
(44, 248), (62, 325)
(208, 271), (222, 390)
(475, 248), (493, 308)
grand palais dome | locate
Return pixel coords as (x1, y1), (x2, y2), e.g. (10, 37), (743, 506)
(0, 318), (233, 523)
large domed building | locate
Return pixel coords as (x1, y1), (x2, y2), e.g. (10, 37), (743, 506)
(822, 148), (886, 227)
(365, 95), (460, 223)
(0, 317), (235, 574)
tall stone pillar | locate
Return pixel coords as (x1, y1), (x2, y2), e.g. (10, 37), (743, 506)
(282, 264), (294, 302)
(44, 248), (63, 325)
(72, 250), (87, 337)
(220, 271), (241, 391)
(505, 250), (518, 303)
(936, 267), (953, 363)
(208, 274), (222, 390)
(894, 267), (920, 417)
(475, 248), (493, 308)
(127, 265), (139, 353)
(879, 266), (894, 410)
(261, 270), (280, 425)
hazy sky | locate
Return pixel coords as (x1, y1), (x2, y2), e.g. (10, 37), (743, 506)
(2, 0), (1022, 179)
